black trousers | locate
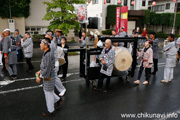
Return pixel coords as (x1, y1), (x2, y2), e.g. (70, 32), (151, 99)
(26, 58), (34, 70)
(2, 54), (5, 69)
(153, 59), (158, 73)
(137, 65), (151, 81)
(97, 73), (111, 90)
(59, 62), (68, 78)
(17, 49), (24, 62)
(177, 51), (180, 61)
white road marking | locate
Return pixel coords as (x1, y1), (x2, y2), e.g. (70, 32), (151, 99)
(0, 72), (79, 86)
(0, 78), (84, 94)
(58, 72), (79, 78)
(17, 61), (41, 64)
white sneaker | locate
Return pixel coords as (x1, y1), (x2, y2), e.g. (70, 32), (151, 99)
(59, 89), (66, 97)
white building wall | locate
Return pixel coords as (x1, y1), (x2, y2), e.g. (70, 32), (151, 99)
(25, 0), (51, 27)
(149, 0), (176, 13)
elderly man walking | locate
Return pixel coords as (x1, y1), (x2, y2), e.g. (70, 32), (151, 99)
(94, 39), (115, 93)
(3, 29), (17, 79)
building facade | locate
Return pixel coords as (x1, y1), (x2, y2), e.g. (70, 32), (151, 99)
(0, 0), (179, 36)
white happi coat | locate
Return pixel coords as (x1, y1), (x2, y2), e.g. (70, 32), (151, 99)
(100, 46), (115, 76)
(21, 37), (33, 58)
(138, 47), (153, 68)
(163, 41), (178, 68)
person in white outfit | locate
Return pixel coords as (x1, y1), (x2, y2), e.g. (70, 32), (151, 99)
(45, 30), (66, 97)
(161, 34), (178, 83)
(36, 38), (63, 116)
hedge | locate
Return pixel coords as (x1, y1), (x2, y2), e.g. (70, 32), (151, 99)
(102, 30), (112, 35)
(0, 0), (31, 18)
(32, 34), (45, 42)
(106, 5), (119, 25)
(106, 5), (180, 27)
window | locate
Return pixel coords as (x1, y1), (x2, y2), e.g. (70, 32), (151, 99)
(124, 0), (128, 6)
(92, 0), (98, 4)
(25, 27), (45, 35)
(25, 27), (30, 31)
(152, 5), (165, 12)
(166, 3), (170, 9)
(142, 0), (146, 7)
(177, 3), (180, 12)
(148, 7), (151, 11)
(34, 32), (39, 35)
(37, 27), (41, 31)
(106, 0), (110, 3)
(31, 27), (36, 31)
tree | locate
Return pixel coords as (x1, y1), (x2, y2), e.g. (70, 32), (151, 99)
(0, 0), (31, 18)
(43, 0), (85, 35)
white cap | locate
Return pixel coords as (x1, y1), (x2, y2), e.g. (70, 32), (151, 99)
(3, 28), (11, 32)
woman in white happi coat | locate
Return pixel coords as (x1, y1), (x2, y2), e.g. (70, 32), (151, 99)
(36, 38), (63, 116)
(161, 34), (178, 83)
(134, 41), (153, 85)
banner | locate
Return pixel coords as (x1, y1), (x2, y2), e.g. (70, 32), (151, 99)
(116, 6), (128, 34)
(74, 4), (88, 23)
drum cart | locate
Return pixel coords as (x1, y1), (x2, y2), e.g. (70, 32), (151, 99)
(68, 37), (145, 85)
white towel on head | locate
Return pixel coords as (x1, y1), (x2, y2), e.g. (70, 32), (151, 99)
(3, 28), (10, 32)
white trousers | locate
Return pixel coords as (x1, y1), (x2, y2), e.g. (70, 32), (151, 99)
(164, 67), (174, 81)
(43, 89), (60, 113)
(55, 66), (65, 93)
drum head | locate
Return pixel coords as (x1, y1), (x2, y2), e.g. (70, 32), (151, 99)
(114, 47), (132, 71)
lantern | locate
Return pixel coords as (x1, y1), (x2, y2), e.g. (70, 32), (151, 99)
(131, 0), (134, 5)
(152, 1), (156, 6)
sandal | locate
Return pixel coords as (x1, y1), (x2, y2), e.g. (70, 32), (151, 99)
(143, 81), (148, 85)
(134, 80), (140, 84)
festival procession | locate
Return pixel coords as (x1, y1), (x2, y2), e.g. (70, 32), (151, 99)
(1, 0), (180, 120)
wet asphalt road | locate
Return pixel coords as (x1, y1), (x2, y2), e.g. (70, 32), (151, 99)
(0, 48), (180, 120)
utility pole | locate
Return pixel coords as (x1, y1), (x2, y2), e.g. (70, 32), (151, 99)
(172, 1), (178, 34)
(9, 0), (12, 19)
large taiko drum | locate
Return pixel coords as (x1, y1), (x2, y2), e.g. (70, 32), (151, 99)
(114, 47), (132, 71)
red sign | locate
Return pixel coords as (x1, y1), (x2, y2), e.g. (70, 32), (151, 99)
(116, 6), (128, 34)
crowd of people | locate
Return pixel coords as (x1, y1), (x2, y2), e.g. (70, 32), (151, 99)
(0, 27), (179, 116)
(0, 28), (69, 116)
(94, 27), (179, 93)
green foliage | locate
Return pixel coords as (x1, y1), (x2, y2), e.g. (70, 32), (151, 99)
(102, 29), (112, 35)
(160, 13), (171, 26)
(32, 34), (45, 42)
(150, 12), (160, 25)
(156, 32), (169, 38)
(106, 5), (119, 25)
(143, 10), (150, 24)
(145, 12), (180, 27)
(170, 13), (180, 27)
(0, 0), (30, 18)
(156, 32), (180, 38)
(43, 0), (85, 36)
